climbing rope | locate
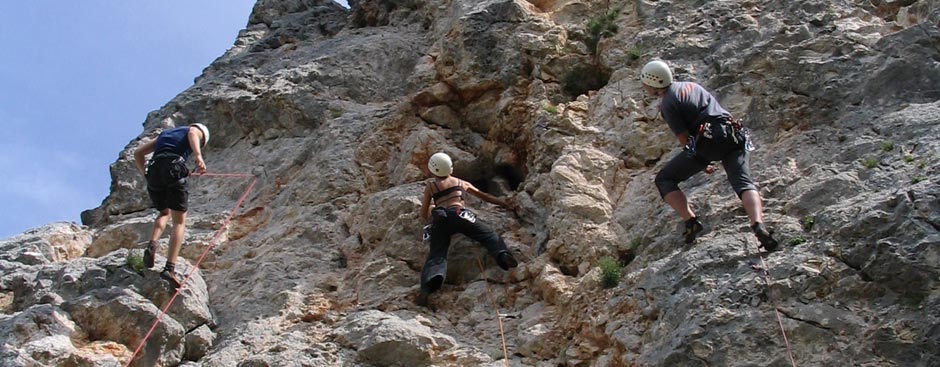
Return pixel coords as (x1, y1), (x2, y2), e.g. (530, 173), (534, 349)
(123, 172), (257, 367)
(475, 257), (511, 367)
(746, 239), (798, 367)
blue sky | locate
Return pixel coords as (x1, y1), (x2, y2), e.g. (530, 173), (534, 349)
(0, 1), (348, 239)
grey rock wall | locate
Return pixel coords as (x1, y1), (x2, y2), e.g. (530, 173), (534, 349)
(3, 0), (939, 366)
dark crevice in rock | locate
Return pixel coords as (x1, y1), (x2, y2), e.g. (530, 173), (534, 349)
(185, 322), (208, 335)
(777, 309), (832, 331)
(559, 265), (578, 277)
(462, 159), (527, 196)
(831, 254), (873, 282)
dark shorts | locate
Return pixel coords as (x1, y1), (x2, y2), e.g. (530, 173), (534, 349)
(655, 120), (757, 198)
(146, 155), (189, 212)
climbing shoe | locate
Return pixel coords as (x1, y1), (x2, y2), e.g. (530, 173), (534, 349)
(416, 290), (430, 307)
(143, 241), (156, 268)
(496, 251), (519, 271)
(683, 217), (704, 244)
(416, 289), (436, 312)
(752, 222), (779, 252)
(160, 268), (181, 289)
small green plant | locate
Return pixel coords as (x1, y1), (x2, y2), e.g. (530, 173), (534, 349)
(912, 177), (924, 184)
(861, 156), (879, 169)
(881, 140), (894, 152)
(904, 154), (915, 163)
(900, 290), (927, 308)
(330, 109), (343, 118)
(543, 104), (558, 115)
(789, 237), (807, 246)
(628, 237), (644, 250)
(126, 252), (145, 273)
(585, 8), (621, 55)
(598, 256), (622, 289)
(626, 45), (643, 61)
(802, 216), (816, 232)
(917, 161), (926, 169)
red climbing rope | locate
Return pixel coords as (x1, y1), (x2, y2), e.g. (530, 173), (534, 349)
(475, 257), (511, 367)
(123, 172), (257, 367)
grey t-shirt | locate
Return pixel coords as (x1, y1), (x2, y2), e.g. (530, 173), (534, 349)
(660, 81), (731, 136)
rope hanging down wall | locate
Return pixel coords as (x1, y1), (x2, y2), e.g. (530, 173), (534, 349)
(124, 172), (257, 367)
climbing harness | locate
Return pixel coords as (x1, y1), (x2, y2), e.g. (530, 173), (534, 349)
(742, 238), (798, 367)
(123, 171), (257, 367)
(687, 117), (754, 158)
(475, 256), (511, 367)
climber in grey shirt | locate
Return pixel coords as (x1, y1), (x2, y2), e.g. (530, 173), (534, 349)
(639, 60), (778, 251)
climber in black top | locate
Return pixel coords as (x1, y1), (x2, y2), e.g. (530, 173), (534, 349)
(639, 60), (778, 251)
(133, 123), (210, 288)
(417, 152), (519, 308)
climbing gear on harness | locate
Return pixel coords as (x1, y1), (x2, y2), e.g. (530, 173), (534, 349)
(496, 251), (519, 270)
(684, 217), (704, 244)
(640, 60), (673, 88)
(190, 123), (210, 147)
(143, 241), (156, 268)
(428, 152), (453, 177)
(742, 127), (755, 152)
(422, 224), (432, 241)
(752, 222), (779, 252)
(684, 135), (697, 158)
(685, 117), (752, 161)
(457, 208), (477, 223)
(147, 153), (189, 187)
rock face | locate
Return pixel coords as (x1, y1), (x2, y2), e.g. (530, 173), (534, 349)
(3, 0), (940, 366)
(1, 225), (214, 366)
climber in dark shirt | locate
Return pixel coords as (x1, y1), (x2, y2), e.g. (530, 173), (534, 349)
(416, 152), (519, 308)
(133, 123), (210, 288)
(639, 60), (778, 251)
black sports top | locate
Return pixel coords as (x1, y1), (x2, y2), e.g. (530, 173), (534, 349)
(430, 179), (465, 205)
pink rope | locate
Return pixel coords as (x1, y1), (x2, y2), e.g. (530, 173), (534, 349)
(757, 252), (798, 367)
(123, 173), (257, 367)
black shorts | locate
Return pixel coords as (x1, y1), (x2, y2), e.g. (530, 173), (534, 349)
(146, 155), (189, 212)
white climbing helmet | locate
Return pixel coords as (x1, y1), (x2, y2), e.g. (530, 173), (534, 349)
(428, 152), (453, 177)
(190, 123), (210, 147)
(640, 60), (673, 88)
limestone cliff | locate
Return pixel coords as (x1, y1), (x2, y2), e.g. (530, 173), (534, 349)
(2, 0), (939, 366)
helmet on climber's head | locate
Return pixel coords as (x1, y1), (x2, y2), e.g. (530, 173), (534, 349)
(640, 60), (673, 89)
(428, 152), (453, 177)
(190, 123), (210, 147)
